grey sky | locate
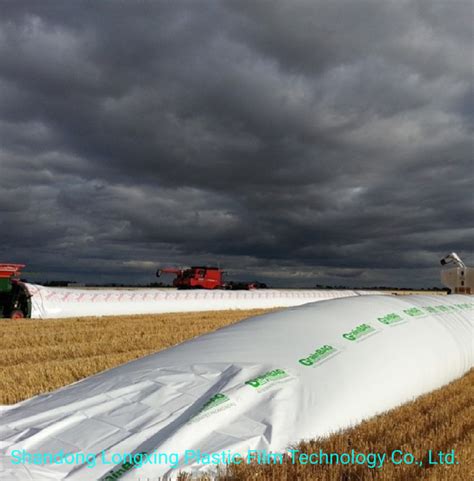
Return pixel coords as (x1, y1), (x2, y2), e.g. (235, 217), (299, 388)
(0, 0), (472, 287)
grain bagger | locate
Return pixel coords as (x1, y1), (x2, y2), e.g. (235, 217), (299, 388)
(0, 264), (31, 318)
(440, 252), (473, 294)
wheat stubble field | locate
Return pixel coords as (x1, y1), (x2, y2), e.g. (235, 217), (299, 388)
(0, 309), (273, 404)
(1, 309), (472, 480)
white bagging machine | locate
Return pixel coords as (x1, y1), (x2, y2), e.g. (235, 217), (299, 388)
(440, 252), (473, 294)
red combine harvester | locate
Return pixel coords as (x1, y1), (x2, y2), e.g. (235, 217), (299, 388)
(0, 264), (31, 319)
(156, 266), (266, 290)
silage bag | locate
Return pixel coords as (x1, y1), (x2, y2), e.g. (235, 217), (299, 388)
(25, 284), (380, 318)
(0, 294), (472, 480)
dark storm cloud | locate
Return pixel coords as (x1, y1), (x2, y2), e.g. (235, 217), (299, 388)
(0, 0), (472, 287)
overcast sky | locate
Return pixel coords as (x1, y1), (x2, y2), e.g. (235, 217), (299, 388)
(0, 1), (472, 287)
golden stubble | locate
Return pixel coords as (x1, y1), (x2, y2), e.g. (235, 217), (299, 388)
(0, 309), (274, 404)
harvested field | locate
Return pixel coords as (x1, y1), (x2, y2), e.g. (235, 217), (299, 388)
(0, 309), (273, 404)
(1, 308), (471, 481)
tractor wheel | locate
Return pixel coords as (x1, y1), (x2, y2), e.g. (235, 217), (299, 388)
(10, 310), (25, 319)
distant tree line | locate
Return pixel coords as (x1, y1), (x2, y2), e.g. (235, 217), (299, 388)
(32, 280), (449, 291)
(38, 280), (173, 288)
(315, 284), (449, 291)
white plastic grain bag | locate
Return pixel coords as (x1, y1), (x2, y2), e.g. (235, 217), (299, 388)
(0, 294), (472, 481)
(25, 284), (380, 318)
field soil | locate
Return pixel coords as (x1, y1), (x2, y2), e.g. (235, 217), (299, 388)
(1, 309), (471, 481)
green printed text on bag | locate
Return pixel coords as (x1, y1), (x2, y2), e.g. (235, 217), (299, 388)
(377, 313), (404, 325)
(299, 345), (337, 366)
(404, 307), (425, 317)
(245, 369), (289, 388)
(343, 323), (375, 341)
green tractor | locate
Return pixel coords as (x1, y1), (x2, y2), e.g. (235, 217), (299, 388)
(0, 264), (32, 319)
